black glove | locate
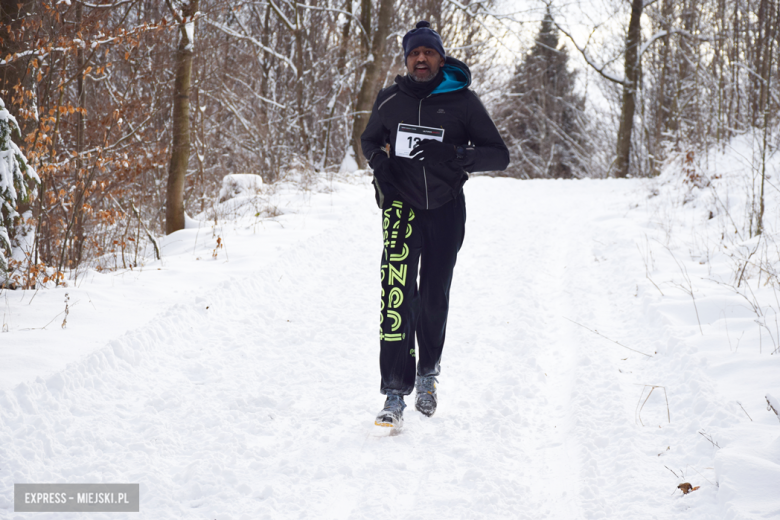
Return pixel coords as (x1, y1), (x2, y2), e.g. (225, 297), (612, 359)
(370, 154), (396, 184)
(410, 139), (457, 164)
(369, 153), (399, 208)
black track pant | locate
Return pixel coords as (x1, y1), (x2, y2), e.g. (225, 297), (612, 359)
(379, 192), (466, 395)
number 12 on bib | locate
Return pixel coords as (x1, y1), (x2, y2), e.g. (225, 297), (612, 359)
(395, 124), (445, 159)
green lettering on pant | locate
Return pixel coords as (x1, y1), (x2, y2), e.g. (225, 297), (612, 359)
(380, 202), (413, 343)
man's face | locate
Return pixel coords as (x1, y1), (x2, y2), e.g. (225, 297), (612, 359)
(406, 46), (445, 82)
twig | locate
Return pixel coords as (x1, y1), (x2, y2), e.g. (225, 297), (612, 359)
(660, 243), (703, 335)
(698, 430), (720, 448)
(635, 384), (671, 425)
(767, 394), (780, 422)
(2, 292), (9, 332)
(131, 200), (161, 260)
(637, 386), (655, 426)
(706, 276), (775, 353)
(61, 293), (70, 329)
(736, 401), (753, 421)
(22, 309), (66, 330)
(688, 465), (715, 486)
(28, 287), (40, 305)
(563, 317), (653, 357)
(736, 237), (760, 288)
(664, 465), (680, 478)
(722, 311), (733, 350)
(663, 386), (670, 423)
(636, 239), (664, 296)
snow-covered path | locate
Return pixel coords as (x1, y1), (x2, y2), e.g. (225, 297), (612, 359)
(2, 177), (767, 519)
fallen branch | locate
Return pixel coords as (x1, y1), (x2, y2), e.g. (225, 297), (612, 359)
(698, 430), (720, 448)
(563, 317), (653, 357)
(767, 394), (780, 423)
(737, 401), (753, 421)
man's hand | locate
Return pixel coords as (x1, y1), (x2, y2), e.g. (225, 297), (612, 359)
(370, 153), (397, 184)
(410, 139), (457, 164)
(369, 153), (400, 208)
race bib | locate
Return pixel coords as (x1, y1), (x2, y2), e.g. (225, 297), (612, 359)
(395, 124), (445, 159)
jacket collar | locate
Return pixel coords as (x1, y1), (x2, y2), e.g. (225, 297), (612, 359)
(394, 56), (472, 99)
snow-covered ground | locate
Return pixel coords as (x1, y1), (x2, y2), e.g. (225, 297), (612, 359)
(1, 161), (779, 519)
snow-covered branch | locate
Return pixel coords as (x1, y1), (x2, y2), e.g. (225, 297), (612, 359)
(552, 21), (625, 85)
(201, 17), (298, 75)
(267, 0), (296, 32)
(294, 3), (369, 46)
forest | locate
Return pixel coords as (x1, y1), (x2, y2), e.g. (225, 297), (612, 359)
(1, 0), (778, 287)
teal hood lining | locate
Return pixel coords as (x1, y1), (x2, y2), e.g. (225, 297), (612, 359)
(432, 65), (469, 94)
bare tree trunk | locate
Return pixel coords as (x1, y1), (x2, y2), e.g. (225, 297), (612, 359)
(294, 19), (306, 155)
(614, 0), (643, 178)
(0, 0), (32, 130)
(322, 0), (353, 170)
(337, 0), (352, 73)
(359, 0), (371, 54)
(73, 1), (86, 267)
(651, 0), (673, 175)
(351, 0), (394, 169)
(165, 0), (198, 235)
(756, 0), (777, 236)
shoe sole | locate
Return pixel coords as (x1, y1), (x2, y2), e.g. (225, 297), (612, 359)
(374, 420), (402, 428)
(415, 405), (435, 417)
(416, 394), (436, 417)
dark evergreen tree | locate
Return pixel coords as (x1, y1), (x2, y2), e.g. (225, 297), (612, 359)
(499, 10), (591, 178)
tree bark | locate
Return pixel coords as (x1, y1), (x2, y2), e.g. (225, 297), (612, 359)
(614, 0), (643, 178)
(166, 0), (198, 235)
(0, 0), (32, 125)
(359, 0), (371, 54)
(73, 1), (86, 266)
(336, 0), (352, 74)
(350, 0), (394, 169)
(294, 16), (306, 155)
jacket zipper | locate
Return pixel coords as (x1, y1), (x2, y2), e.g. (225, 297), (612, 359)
(419, 97), (429, 209)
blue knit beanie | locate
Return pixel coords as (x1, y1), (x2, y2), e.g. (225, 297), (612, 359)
(402, 21), (446, 61)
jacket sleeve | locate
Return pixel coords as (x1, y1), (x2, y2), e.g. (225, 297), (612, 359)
(360, 93), (389, 165)
(460, 90), (510, 173)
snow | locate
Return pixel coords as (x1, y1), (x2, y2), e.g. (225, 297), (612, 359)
(338, 148), (359, 174)
(1, 161), (780, 518)
(184, 21), (194, 51)
(1, 97), (38, 271)
(218, 173), (264, 202)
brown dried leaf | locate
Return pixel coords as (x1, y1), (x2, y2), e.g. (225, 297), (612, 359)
(677, 483), (699, 494)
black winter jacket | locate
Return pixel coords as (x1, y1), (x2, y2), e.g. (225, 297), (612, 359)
(361, 57), (509, 210)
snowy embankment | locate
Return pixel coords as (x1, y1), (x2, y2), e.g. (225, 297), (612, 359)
(1, 165), (779, 519)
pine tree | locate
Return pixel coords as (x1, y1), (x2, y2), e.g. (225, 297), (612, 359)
(0, 96), (39, 274)
(500, 10), (590, 178)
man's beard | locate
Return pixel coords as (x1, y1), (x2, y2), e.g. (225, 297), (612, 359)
(410, 68), (437, 82)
